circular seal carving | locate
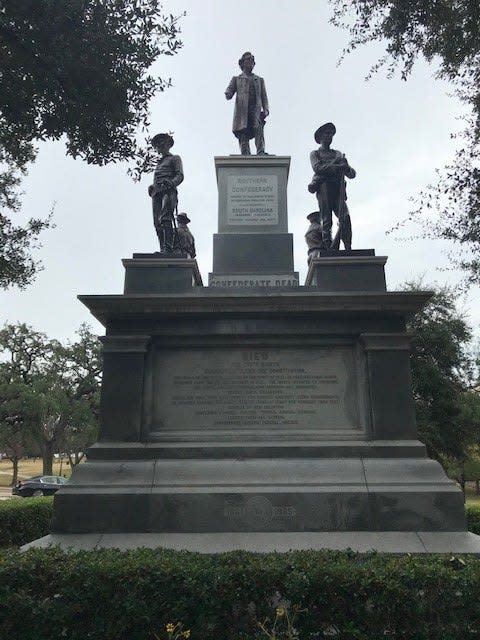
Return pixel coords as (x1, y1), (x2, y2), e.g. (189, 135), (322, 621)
(245, 496), (274, 528)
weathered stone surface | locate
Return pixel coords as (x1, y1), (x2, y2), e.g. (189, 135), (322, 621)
(148, 345), (361, 435)
(305, 256), (387, 291)
(123, 257), (202, 293)
(215, 156), (290, 234)
(211, 233), (295, 273)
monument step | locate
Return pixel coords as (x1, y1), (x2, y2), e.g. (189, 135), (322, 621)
(61, 457), (455, 488)
(23, 531), (480, 554)
(52, 487), (465, 534)
(87, 440), (428, 460)
(51, 457), (465, 534)
(88, 438), (426, 461)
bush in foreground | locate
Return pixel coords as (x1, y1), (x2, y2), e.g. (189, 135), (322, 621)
(0, 547), (479, 639)
(0, 496), (53, 547)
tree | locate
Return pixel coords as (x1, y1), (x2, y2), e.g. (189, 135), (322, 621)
(405, 282), (480, 479)
(0, 322), (101, 476)
(0, 381), (36, 486)
(0, 0), (183, 288)
(330, 1), (480, 284)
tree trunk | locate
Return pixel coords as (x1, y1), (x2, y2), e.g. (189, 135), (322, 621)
(68, 451), (85, 468)
(43, 440), (54, 475)
(10, 456), (19, 487)
(475, 479), (479, 495)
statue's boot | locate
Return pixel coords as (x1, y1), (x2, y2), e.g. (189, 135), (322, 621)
(239, 134), (251, 155)
(254, 126), (266, 155)
(342, 214), (352, 251)
(322, 231), (333, 251)
(163, 226), (174, 253)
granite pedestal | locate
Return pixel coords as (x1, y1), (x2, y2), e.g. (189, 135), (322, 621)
(209, 156), (299, 287)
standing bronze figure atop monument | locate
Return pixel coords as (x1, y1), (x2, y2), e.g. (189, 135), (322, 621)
(308, 123), (356, 251)
(148, 133), (184, 253)
(225, 52), (269, 155)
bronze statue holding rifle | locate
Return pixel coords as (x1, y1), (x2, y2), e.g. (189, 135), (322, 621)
(148, 133), (184, 253)
(308, 123), (356, 251)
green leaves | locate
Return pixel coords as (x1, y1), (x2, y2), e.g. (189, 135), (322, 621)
(0, 547), (480, 638)
(404, 281), (480, 466)
(0, 322), (102, 476)
(0, 1), (184, 288)
(330, 0), (480, 284)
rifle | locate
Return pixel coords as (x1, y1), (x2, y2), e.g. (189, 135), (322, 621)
(172, 204), (180, 254)
(331, 160), (347, 251)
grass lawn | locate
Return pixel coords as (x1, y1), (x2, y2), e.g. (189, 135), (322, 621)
(0, 458), (74, 488)
(465, 484), (480, 507)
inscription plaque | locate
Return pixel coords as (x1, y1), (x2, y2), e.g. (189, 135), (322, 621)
(227, 175), (278, 225)
(150, 346), (359, 432)
(209, 274), (299, 287)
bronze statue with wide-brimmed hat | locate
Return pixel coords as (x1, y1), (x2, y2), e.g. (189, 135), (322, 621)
(175, 212), (196, 258)
(148, 133), (184, 253)
(308, 122), (356, 251)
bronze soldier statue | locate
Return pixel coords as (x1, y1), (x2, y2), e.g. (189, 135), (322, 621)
(176, 212), (196, 259)
(305, 211), (323, 263)
(308, 123), (356, 251)
(225, 52), (269, 155)
(148, 133), (184, 253)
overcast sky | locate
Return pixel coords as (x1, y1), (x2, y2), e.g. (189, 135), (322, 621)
(1, 0), (478, 342)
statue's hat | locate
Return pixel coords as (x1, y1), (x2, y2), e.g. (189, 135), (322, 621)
(307, 211), (320, 221)
(176, 212), (191, 224)
(151, 133), (174, 148)
(314, 122), (336, 144)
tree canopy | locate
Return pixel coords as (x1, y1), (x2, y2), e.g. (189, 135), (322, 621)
(0, 0), (183, 288)
(405, 281), (480, 476)
(330, 1), (480, 284)
(0, 323), (102, 479)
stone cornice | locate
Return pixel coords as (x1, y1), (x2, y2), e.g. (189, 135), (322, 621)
(79, 290), (432, 326)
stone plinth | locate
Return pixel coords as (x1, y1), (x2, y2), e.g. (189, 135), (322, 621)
(209, 156), (298, 288)
(123, 255), (202, 293)
(306, 255), (387, 291)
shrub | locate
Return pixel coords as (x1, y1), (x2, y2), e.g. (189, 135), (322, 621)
(0, 548), (479, 639)
(467, 503), (480, 535)
(0, 497), (53, 547)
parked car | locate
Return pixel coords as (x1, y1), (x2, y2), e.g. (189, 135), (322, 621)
(12, 475), (68, 497)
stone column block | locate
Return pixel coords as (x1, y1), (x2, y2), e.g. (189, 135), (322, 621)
(99, 335), (150, 441)
(361, 333), (417, 440)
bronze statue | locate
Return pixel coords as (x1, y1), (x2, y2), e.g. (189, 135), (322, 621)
(308, 123), (356, 250)
(148, 133), (184, 253)
(305, 211), (323, 263)
(176, 213), (196, 258)
(225, 52), (269, 155)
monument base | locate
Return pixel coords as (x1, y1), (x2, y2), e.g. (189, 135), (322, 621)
(24, 531), (480, 555)
(52, 273), (472, 553)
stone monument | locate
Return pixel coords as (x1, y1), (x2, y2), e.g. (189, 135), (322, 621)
(28, 103), (480, 555)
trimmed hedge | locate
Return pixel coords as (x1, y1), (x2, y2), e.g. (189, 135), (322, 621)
(0, 547), (480, 639)
(0, 496), (53, 547)
(467, 503), (480, 535)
